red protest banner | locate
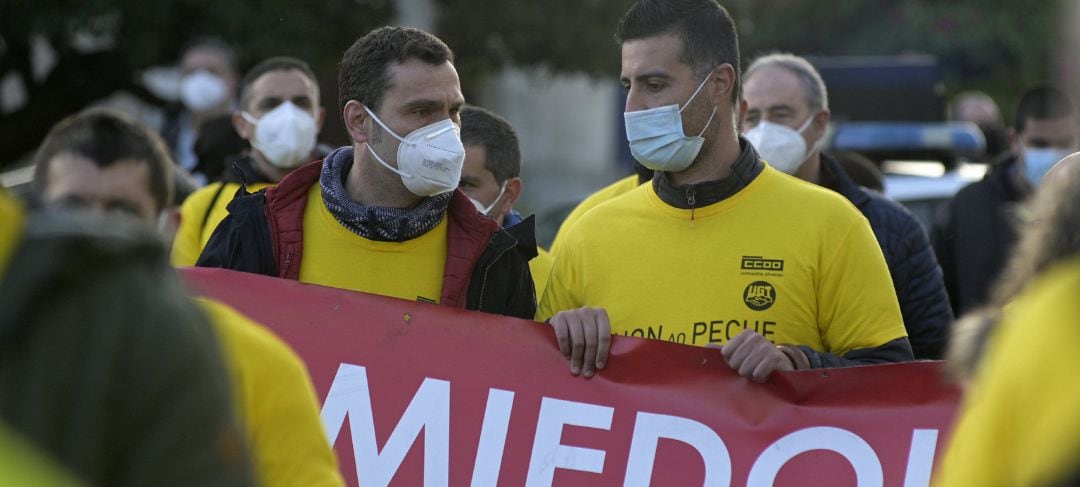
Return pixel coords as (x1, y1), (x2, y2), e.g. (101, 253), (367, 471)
(181, 267), (961, 487)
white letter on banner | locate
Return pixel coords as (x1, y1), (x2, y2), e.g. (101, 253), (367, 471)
(524, 397), (614, 486)
(470, 389), (515, 487)
(747, 427), (883, 487)
(903, 429), (939, 487)
(623, 412), (731, 487)
(320, 363), (450, 487)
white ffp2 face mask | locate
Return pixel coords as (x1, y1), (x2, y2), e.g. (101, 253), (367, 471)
(242, 102), (318, 169)
(180, 70), (229, 112)
(364, 106), (466, 197)
(744, 114), (817, 174)
(624, 73), (718, 173)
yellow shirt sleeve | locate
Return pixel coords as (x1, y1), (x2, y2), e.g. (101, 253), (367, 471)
(536, 228), (584, 322)
(530, 246), (555, 302)
(550, 174), (641, 256)
(936, 259), (1080, 486)
(197, 298), (344, 487)
(815, 215), (907, 353)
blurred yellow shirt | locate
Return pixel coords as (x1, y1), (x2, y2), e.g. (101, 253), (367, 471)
(197, 298), (343, 487)
(0, 190), (25, 278)
(936, 258), (1080, 486)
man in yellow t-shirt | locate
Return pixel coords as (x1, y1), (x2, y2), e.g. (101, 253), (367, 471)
(457, 105), (553, 299)
(936, 258), (1080, 486)
(196, 27), (536, 319)
(539, 0), (911, 382)
(172, 56), (327, 266)
(32, 110), (342, 487)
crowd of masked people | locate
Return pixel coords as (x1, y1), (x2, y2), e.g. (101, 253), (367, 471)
(2, 0), (1079, 484)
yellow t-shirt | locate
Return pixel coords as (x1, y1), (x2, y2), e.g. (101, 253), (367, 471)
(172, 181), (273, 267)
(936, 258), (1080, 486)
(299, 183), (447, 302)
(0, 190), (25, 278)
(531, 246), (555, 302)
(550, 174), (642, 256)
(538, 167), (906, 353)
(197, 298), (343, 487)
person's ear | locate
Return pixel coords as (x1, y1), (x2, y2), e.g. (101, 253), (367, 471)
(812, 108), (831, 139)
(343, 100), (370, 144)
(232, 110), (252, 140)
(499, 177), (523, 218)
(1009, 126), (1020, 154)
(707, 64), (737, 108)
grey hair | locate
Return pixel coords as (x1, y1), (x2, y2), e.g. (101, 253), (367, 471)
(743, 53), (829, 111)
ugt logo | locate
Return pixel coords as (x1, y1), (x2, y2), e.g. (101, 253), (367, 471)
(743, 281), (776, 311)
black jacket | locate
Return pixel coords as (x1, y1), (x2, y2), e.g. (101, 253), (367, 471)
(932, 154), (1028, 316)
(196, 158), (537, 320)
(821, 153), (953, 359)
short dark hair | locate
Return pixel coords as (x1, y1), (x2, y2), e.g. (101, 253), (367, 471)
(33, 110), (174, 212)
(239, 56), (320, 110)
(616, 0), (741, 103)
(338, 26), (454, 113)
(181, 36), (239, 75)
(1015, 85), (1076, 133)
(460, 105), (521, 183)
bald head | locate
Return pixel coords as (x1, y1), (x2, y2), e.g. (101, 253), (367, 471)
(949, 91), (1002, 127)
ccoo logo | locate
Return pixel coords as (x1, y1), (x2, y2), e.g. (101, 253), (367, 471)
(743, 281), (776, 311)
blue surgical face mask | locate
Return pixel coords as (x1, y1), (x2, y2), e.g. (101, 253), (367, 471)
(1023, 147), (1071, 187)
(624, 73), (718, 172)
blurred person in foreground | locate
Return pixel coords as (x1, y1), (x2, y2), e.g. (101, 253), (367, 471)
(936, 153), (1080, 486)
(172, 56), (327, 266)
(3, 143), (251, 484)
(933, 85), (1078, 317)
(32, 110), (343, 487)
(196, 27), (536, 319)
(458, 105), (554, 299)
(740, 52), (952, 359)
(538, 0), (911, 381)
(162, 37), (245, 185)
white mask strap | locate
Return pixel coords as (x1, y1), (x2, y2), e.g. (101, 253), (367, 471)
(680, 70), (715, 113)
(697, 106), (718, 137)
(482, 180), (508, 215)
(365, 144), (413, 180)
(362, 105), (406, 143)
(796, 112), (816, 133)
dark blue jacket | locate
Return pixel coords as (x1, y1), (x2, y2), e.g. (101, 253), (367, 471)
(821, 153), (953, 359)
(931, 154), (1028, 317)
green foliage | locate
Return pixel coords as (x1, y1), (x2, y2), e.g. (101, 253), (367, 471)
(436, 0), (635, 90)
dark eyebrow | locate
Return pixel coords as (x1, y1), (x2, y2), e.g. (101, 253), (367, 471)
(620, 70), (672, 85)
(402, 99), (443, 112)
